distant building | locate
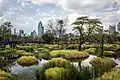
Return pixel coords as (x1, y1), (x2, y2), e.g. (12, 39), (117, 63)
(31, 30), (37, 37)
(117, 22), (120, 31)
(14, 28), (17, 35)
(109, 25), (116, 33)
(19, 30), (24, 37)
(38, 21), (44, 37)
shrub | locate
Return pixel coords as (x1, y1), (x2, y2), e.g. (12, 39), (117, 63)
(36, 58), (80, 80)
(43, 45), (61, 51)
(85, 48), (97, 55)
(90, 57), (117, 68)
(0, 70), (17, 80)
(103, 51), (116, 57)
(90, 57), (117, 77)
(17, 46), (35, 52)
(16, 50), (33, 56)
(50, 50), (89, 61)
(17, 56), (38, 67)
(95, 69), (120, 80)
(104, 44), (120, 51)
(66, 44), (78, 49)
(45, 67), (65, 80)
(36, 48), (50, 59)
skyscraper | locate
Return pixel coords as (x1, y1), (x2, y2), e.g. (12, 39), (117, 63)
(117, 22), (120, 31)
(19, 30), (24, 37)
(109, 25), (116, 33)
(31, 30), (37, 37)
(38, 21), (44, 37)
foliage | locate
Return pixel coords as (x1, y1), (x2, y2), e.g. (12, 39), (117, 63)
(36, 58), (80, 80)
(72, 16), (102, 51)
(43, 44), (62, 51)
(50, 50), (89, 61)
(17, 46), (35, 52)
(95, 69), (120, 80)
(17, 56), (38, 67)
(42, 33), (55, 44)
(85, 48), (97, 55)
(45, 67), (65, 80)
(103, 51), (116, 57)
(90, 57), (117, 77)
(0, 70), (17, 80)
(16, 50), (33, 56)
(66, 44), (78, 49)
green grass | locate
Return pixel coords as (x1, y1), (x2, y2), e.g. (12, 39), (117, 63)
(17, 56), (38, 67)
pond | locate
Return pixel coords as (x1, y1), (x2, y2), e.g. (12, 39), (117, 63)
(5, 55), (120, 80)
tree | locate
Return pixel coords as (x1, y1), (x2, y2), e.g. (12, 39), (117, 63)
(42, 33), (54, 44)
(72, 16), (102, 51)
(0, 22), (13, 41)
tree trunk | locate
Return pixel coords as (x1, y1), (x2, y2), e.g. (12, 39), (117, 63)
(79, 43), (82, 51)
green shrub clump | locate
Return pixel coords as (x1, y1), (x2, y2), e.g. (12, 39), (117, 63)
(17, 56), (38, 67)
(103, 51), (116, 57)
(85, 48), (97, 55)
(50, 50), (89, 61)
(45, 67), (65, 80)
(90, 57), (117, 77)
(90, 57), (117, 68)
(16, 50), (33, 56)
(0, 70), (17, 80)
(96, 69), (120, 80)
(36, 58), (80, 80)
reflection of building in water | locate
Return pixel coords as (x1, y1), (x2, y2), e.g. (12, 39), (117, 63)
(38, 21), (44, 37)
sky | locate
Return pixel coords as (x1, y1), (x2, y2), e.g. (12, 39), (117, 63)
(0, 0), (120, 34)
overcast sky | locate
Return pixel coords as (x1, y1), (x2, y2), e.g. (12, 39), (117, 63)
(0, 0), (120, 34)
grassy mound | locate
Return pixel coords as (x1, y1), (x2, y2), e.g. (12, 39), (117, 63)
(0, 70), (17, 80)
(36, 58), (80, 80)
(50, 50), (89, 61)
(17, 56), (38, 67)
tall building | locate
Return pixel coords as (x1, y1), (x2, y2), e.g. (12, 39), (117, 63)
(19, 30), (24, 37)
(109, 25), (116, 33)
(14, 28), (17, 35)
(38, 21), (44, 37)
(31, 30), (37, 37)
(117, 22), (120, 31)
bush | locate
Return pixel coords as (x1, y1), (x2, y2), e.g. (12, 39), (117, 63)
(17, 46), (35, 52)
(16, 50), (33, 56)
(85, 48), (97, 55)
(96, 69), (120, 80)
(36, 58), (80, 80)
(103, 51), (116, 57)
(45, 67), (65, 80)
(0, 70), (17, 80)
(43, 45), (61, 51)
(90, 57), (117, 77)
(104, 44), (120, 51)
(17, 56), (38, 67)
(90, 57), (117, 68)
(50, 50), (89, 61)
(66, 44), (78, 49)
(36, 48), (50, 59)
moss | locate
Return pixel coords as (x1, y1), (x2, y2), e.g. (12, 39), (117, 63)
(17, 56), (38, 67)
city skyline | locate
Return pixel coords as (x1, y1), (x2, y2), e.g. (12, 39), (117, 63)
(0, 0), (120, 33)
